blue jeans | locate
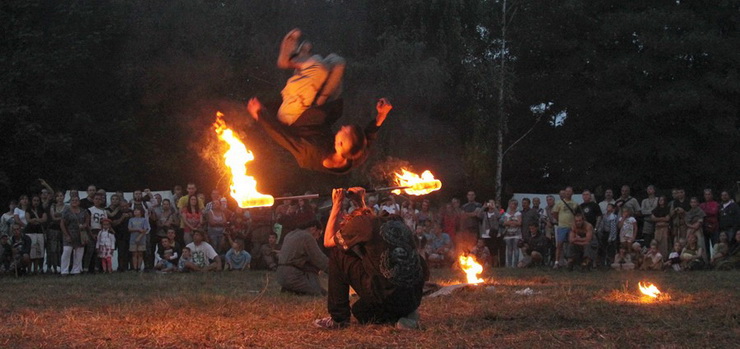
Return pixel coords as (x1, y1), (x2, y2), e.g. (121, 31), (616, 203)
(504, 238), (520, 268)
(556, 227), (571, 244)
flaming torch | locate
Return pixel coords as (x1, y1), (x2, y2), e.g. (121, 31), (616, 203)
(391, 169), (442, 196)
(638, 282), (662, 299)
(213, 112), (274, 208)
(273, 169), (442, 202)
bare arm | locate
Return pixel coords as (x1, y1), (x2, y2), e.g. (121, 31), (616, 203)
(277, 28), (302, 69)
(324, 189), (345, 248)
(314, 54), (345, 106)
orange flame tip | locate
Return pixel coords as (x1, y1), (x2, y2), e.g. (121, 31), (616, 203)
(392, 169), (442, 196)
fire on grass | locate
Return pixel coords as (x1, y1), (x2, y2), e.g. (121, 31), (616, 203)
(213, 112), (274, 208)
(604, 281), (674, 304)
(426, 254), (487, 298)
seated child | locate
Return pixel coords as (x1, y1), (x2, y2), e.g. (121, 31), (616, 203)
(470, 238), (491, 268)
(611, 246), (635, 270)
(178, 247), (193, 272)
(710, 232), (729, 267)
(664, 242), (683, 271)
(155, 238), (179, 272)
(224, 241), (251, 271)
(641, 240), (663, 271)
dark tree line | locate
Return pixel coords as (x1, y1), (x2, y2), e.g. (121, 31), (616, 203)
(1, 0), (738, 204)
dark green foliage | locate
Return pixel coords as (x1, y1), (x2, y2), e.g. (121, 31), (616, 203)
(1, 0), (737, 203)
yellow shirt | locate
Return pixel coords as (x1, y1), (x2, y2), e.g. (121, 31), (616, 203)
(553, 199), (579, 227)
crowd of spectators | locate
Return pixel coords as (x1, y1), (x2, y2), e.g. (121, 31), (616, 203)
(1, 180), (739, 277)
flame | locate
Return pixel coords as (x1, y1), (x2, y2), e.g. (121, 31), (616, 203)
(213, 112), (274, 208)
(458, 254), (484, 284)
(638, 282), (661, 298)
(391, 169), (442, 196)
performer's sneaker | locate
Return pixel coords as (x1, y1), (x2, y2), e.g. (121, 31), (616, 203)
(395, 309), (421, 330)
(313, 317), (348, 329)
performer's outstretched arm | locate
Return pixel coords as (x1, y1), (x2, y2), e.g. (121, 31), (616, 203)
(324, 188), (345, 248)
(277, 28), (301, 70)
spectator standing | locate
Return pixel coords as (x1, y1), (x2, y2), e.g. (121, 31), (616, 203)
(700, 189), (719, 257)
(685, 197), (707, 263)
(460, 191), (482, 253)
(579, 190), (602, 229)
(13, 195), (29, 232)
(46, 192), (66, 273)
(618, 208), (638, 249)
(440, 199), (461, 242)
(478, 200), (499, 266)
(128, 208), (150, 271)
(598, 189), (616, 215)
(79, 185), (96, 210)
(416, 199), (436, 228)
(181, 195), (202, 245)
(669, 188), (691, 243)
(615, 185), (640, 212)
(1, 200), (17, 237)
(108, 196), (132, 271)
(96, 219), (115, 273)
(640, 185), (659, 245)
(172, 185), (183, 206)
(551, 187), (580, 268)
(595, 203), (619, 267)
(205, 198), (228, 254)
(718, 191), (740, 248)
(401, 200), (419, 232)
(148, 198), (180, 269)
(651, 197), (672, 259)
(501, 199), (522, 268)
(25, 195), (47, 274)
(177, 183), (201, 210)
(520, 198), (539, 242)
(60, 197), (88, 275)
(378, 196), (400, 216)
(86, 193), (107, 273)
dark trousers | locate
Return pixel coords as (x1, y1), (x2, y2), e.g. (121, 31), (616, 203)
(84, 230), (99, 273)
(481, 237), (497, 266)
(327, 247), (422, 324)
(492, 235), (506, 267)
(145, 234), (164, 270)
(116, 232), (130, 271)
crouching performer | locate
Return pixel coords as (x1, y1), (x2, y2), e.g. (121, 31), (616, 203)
(314, 188), (428, 330)
(277, 220), (329, 295)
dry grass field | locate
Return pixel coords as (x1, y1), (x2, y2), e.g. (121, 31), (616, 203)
(0, 268), (738, 348)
